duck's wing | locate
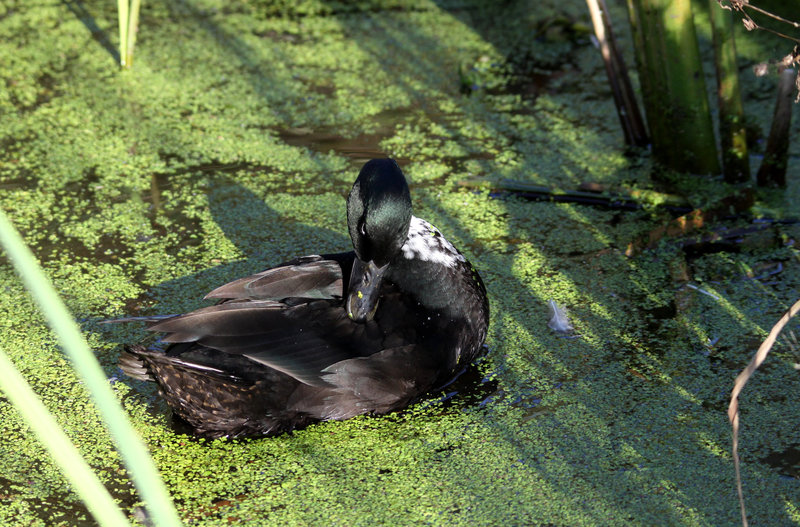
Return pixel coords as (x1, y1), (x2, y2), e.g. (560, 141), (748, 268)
(146, 297), (388, 388)
(313, 344), (441, 418)
(204, 253), (354, 302)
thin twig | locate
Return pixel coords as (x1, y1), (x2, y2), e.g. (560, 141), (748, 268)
(731, 0), (800, 29)
(746, 24), (800, 45)
(720, 0), (800, 43)
(727, 299), (800, 527)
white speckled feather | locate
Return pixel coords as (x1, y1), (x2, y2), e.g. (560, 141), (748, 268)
(401, 216), (466, 267)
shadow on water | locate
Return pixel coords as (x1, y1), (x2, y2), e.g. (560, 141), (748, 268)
(62, 0), (119, 64)
(424, 350), (499, 411)
(0, 475), (96, 527)
(761, 443), (800, 480)
(89, 9), (674, 526)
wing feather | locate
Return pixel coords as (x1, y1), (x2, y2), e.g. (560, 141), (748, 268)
(146, 298), (383, 387)
(204, 254), (352, 301)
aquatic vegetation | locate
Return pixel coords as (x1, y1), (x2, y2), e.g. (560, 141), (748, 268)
(1, 0), (799, 525)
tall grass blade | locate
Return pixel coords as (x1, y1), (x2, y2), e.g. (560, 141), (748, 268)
(0, 350), (130, 527)
(0, 210), (182, 527)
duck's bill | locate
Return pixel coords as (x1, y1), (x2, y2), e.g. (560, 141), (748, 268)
(346, 258), (388, 322)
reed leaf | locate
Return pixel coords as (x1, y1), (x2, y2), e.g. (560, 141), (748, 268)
(0, 209), (181, 526)
(0, 350), (129, 527)
(117, 0), (129, 67)
(118, 0), (142, 68)
(125, 0), (142, 68)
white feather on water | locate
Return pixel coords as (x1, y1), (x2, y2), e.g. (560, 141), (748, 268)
(547, 300), (574, 333)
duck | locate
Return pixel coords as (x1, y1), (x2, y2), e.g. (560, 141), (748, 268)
(117, 158), (489, 438)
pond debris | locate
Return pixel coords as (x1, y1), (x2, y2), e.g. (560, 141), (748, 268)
(684, 283), (722, 301)
(458, 177), (691, 212)
(546, 299), (574, 333)
(742, 261), (783, 281)
(625, 188), (755, 256)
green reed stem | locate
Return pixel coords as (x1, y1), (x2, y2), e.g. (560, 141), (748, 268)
(0, 209), (182, 527)
(118, 0), (129, 67)
(0, 350), (129, 527)
(125, 0), (142, 68)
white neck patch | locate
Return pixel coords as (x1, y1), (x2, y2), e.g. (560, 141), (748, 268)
(401, 216), (466, 268)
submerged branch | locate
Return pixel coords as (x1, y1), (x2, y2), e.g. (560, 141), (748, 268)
(624, 189), (755, 256)
(458, 177), (691, 212)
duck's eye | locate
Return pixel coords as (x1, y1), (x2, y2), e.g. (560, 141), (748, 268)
(359, 219), (367, 237)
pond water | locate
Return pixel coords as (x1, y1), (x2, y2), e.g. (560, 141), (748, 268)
(1, 0), (799, 525)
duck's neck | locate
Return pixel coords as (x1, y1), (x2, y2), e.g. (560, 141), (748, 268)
(399, 216), (466, 268)
(390, 216), (484, 318)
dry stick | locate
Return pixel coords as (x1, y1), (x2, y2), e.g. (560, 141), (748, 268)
(757, 68), (795, 187)
(586, 0), (648, 146)
(727, 299), (800, 527)
(599, 0), (649, 146)
(719, 1), (800, 102)
(737, 1), (800, 29)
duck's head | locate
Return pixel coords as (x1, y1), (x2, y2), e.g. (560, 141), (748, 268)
(346, 159), (412, 322)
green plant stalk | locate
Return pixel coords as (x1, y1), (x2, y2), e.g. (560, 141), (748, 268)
(126, 0), (142, 68)
(709, 0), (749, 183)
(118, 0), (129, 67)
(0, 350), (129, 527)
(627, 0), (721, 175)
(626, 0), (667, 151)
(756, 68), (795, 188)
(0, 209), (182, 527)
(661, 0), (720, 174)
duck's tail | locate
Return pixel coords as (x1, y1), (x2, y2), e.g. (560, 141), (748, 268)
(119, 345), (155, 381)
